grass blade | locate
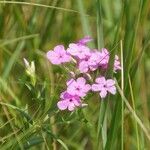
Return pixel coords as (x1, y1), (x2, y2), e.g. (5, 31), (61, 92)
(115, 79), (150, 142)
(0, 1), (89, 16)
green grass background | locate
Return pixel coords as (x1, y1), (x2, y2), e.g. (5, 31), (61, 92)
(0, 0), (150, 149)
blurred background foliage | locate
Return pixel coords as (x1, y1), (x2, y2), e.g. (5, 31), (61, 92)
(0, 0), (150, 149)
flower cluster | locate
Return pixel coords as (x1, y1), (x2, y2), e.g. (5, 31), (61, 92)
(46, 36), (121, 111)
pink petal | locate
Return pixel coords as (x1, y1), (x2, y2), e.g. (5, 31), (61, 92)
(76, 91), (86, 98)
(67, 43), (79, 55)
(107, 86), (116, 95)
(68, 44), (91, 59)
(79, 46), (91, 58)
(89, 65), (98, 71)
(84, 84), (91, 92)
(78, 61), (89, 73)
(78, 36), (93, 45)
(114, 60), (121, 71)
(54, 45), (65, 54)
(89, 52), (101, 65)
(95, 77), (106, 84)
(75, 89), (86, 97)
(106, 79), (115, 87)
(99, 89), (107, 98)
(66, 78), (75, 86)
(77, 77), (86, 85)
(57, 100), (68, 110)
(68, 103), (75, 111)
(99, 55), (109, 65)
(73, 99), (81, 106)
(99, 49), (110, 65)
(60, 91), (66, 99)
(67, 86), (76, 96)
(46, 51), (61, 64)
(92, 84), (101, 91)
(62, 54), (71, 63)
(101, 48), (109, 55)
(60, 91), (71, 99)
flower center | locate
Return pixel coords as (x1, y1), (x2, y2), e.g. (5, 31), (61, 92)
(76, 87), (80, 91)
(59, 55), (63, 58)
(104, 84), (106, 88)
(69, 99), (73, 102)
(85, 57), (89, 61)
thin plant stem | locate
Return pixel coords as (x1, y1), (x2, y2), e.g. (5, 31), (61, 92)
(121, 40), (124, 150)
(115, 79), (150, 142)
(128, 74), (140, 150)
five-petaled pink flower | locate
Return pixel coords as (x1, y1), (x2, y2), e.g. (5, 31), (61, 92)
(92, 76), (116, 98)
(67, 77), (91, 97)
(78, 51), (100, 73)
(47, 45), (71, 65)
(57, 91), (81, 111)
(78, 52), (92, 73)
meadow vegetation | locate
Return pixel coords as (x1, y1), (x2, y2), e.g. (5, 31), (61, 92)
(0, 0), (150, 149)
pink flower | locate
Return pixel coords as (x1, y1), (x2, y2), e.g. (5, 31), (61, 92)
(78, 53), (92, 73)
(78, 50), (107, 73)
(67, 77), (91, 97)
(98, 48), (121, 71)
(78, 61), (91, 73)
(57, 91), (81, 111)
(77, 50), (100, 73)
(77, 36), (93, 45)
(67, 43), (91, 59)
(78, 48), (110, 73)
(88, 50), (103, 70)
(98, 48), (109, 69)
(89, 51), (102, 66)
(92, 76), (116, 98)
(78, 57), (98, 73)
(114, 55), (121, 71)
(47, 45), (71, 65)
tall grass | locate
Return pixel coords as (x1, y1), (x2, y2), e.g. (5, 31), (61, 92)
(0, 0), (150, 149)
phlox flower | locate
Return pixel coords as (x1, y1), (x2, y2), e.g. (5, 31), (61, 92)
(98, 48), (121, 71)
(78, 51), (100, 73)
(89, 51), (102, 66)
(98, 48), (110, 69)
(67, 43), (91, 59)
(88, 50), (103, 70)
(114, 55), (121, 71)
(77, 48), (110, 73)
(78, 49), (110, 73)
(92, 76), (116, 98)
(77, 36), (93, 45)
(78, 60), (91, 73)
(57, 91), (81, 111)
(67, 77), (91, 97)
(78, 52), (92, 73)
(47, 45), (71, 65)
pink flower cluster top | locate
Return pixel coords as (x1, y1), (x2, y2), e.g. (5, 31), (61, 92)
(46, 36), (121, 111)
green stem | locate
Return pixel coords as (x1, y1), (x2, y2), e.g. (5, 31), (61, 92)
(128, 75), (140, 150)
(121, 40), (124, 150)
(97, 100), (108, 149)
